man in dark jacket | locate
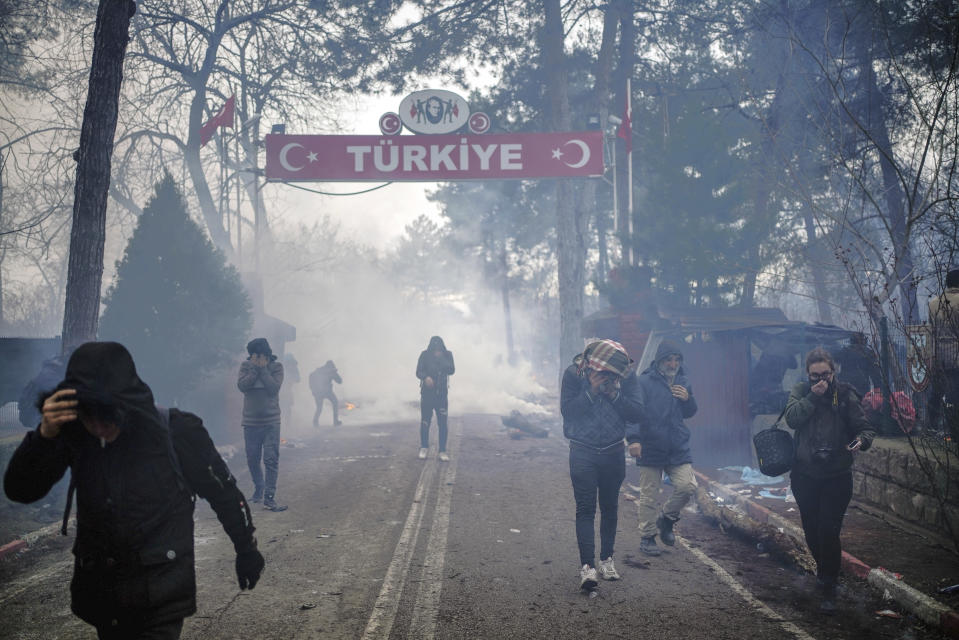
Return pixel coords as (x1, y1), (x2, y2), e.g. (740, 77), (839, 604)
(562, 339), (645, 589)
(416, 336), (455, 461)
(237, 338), (287, 512)
(4, 342), (264, 640)
(310, 360), (343, 427)
(627, 339), (698, 557)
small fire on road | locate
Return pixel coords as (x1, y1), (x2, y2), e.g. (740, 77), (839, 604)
(345, 402), (356, 411)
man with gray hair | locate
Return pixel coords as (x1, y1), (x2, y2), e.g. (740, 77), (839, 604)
(628, 339), (698, 557)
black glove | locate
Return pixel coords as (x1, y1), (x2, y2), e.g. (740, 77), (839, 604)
(236, 548), (265, 590)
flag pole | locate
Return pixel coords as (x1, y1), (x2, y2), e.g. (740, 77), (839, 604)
(626, 77), (633, 266)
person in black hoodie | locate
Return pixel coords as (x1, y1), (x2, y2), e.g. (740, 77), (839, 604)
(627, 339), (698, 558)
(3, 342), (264, 640)
(784, 346), (875, 614)
(415, 336), (455, 461)
(561, 339), (645, 590)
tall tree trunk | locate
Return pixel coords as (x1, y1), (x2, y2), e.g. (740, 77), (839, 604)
(61, 0), (134, 354)
(801, 205), (835, 324)
(543, 0), (583, 365)
(499, 241), (516, 365)
(613, 0), (635, 260)
(861, 43), (918, 322)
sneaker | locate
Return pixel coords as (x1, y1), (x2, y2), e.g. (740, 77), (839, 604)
(438, 451), (450, 462)
(251, 487), (263, 504)
(579, 564), (598, 591)
(334, 420), (343, 427)
(418, 448), (428, 460)
(639, 536), (661, 556)
(656, 514), (676, 546)
(598, 557), (620, 580)
(263, 496), (288, 512)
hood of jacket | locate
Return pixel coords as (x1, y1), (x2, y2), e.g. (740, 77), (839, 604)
(427, 336), (447, 352)
(56, 341), (162, 434)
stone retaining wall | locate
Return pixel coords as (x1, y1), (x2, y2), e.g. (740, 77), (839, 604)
(852, 437), (959, 538)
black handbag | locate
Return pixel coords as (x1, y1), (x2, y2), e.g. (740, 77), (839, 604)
(753, 407), (794, 477)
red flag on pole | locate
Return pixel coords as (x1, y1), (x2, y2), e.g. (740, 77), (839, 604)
(616, 98), (632, 152)
(199, 95), (235, 147)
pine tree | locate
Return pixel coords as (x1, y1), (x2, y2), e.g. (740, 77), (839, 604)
(100, 171), (251, 404)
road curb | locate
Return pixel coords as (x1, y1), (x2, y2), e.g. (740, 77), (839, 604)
(0, 539), (27, 559)
(0, 519), (74, 560)
(694, 470), (959, 638)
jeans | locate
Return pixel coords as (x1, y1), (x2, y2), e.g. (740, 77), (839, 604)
(790, 470), (853, 581)
(420, 393), (448, 451)
(97, 618), (183, 640)
(569, 443), (625, 567)
(244, 423), (280, 498)
(313, 391), (339, 426)
(637, 463), (697, 538)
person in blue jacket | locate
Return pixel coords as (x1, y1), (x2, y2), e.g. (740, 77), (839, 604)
(627, 339), (698, 557)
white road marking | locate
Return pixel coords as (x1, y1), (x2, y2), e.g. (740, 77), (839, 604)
(677, 535), (818, 640)
(0, 558), (72, 606)
(409, 420), (462, 639)
(360, 449), (438, 639)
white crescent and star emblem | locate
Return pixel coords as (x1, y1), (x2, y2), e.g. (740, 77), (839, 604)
(279, 142), (305, 172)
(562, 139), (590, 168)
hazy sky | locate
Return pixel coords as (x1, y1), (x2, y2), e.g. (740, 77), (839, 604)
(266, 92), (445, 250)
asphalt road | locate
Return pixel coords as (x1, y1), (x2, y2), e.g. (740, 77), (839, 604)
(0, 414), (943, 639)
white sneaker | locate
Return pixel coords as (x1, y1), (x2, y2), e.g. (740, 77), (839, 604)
(438, 452), (450, 462)
(598, 557), (620, 580)
(579, 564), (598, 590)
(418, 448), (428, 460)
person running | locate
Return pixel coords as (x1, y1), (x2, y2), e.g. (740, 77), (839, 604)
(309, 360), (343, 427)
(784, 346), (875, 613)
(561, 339), (644, 590)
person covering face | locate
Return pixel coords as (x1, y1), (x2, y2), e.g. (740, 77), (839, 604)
(3, 342), (264, 639)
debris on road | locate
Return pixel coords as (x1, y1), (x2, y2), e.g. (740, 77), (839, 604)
(300, 603), (317, 610)
(875, 609), (902, 619)
(500, 411), (551, 438)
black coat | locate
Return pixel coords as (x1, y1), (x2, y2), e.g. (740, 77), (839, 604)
(627, 365), (697, 467)
(416, 337), (455, 397)
(3, 342), (256, 629)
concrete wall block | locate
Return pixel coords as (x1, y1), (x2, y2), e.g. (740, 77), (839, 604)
(886, 485), (922, 521)
(852, 470), (866, 497)
(866, 475), (886, 506)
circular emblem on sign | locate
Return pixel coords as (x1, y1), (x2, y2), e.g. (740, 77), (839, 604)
(398, 89), (470, 134)
(468, 112), (491, 134)
(907, 326), (930, 391)
(379, 112), (402, 135)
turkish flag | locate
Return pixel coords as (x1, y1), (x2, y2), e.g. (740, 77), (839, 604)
(198, 95), (235, 147)
(616, 99), (632, 152)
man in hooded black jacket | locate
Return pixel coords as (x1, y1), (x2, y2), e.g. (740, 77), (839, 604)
(415, 336), (455, 460)
(4, 342), (265, 640)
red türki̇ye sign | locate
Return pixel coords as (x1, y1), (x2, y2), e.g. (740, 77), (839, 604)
(264, 131), (604, 182)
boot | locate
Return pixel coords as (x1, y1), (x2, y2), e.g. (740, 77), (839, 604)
(263, 495), (288, 512)
(640, 536), (661, 557)
(819, 578), (837, 615)
(657, 514), (676, 546)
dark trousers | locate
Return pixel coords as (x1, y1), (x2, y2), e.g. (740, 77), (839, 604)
(790, 470), (853, 582)
(569, 443), (626, 567)
(313, 390), (339, 426)
(97, 618), (184, 639)
(244, 423), (280, 497)
(420, 393), (448, 451)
